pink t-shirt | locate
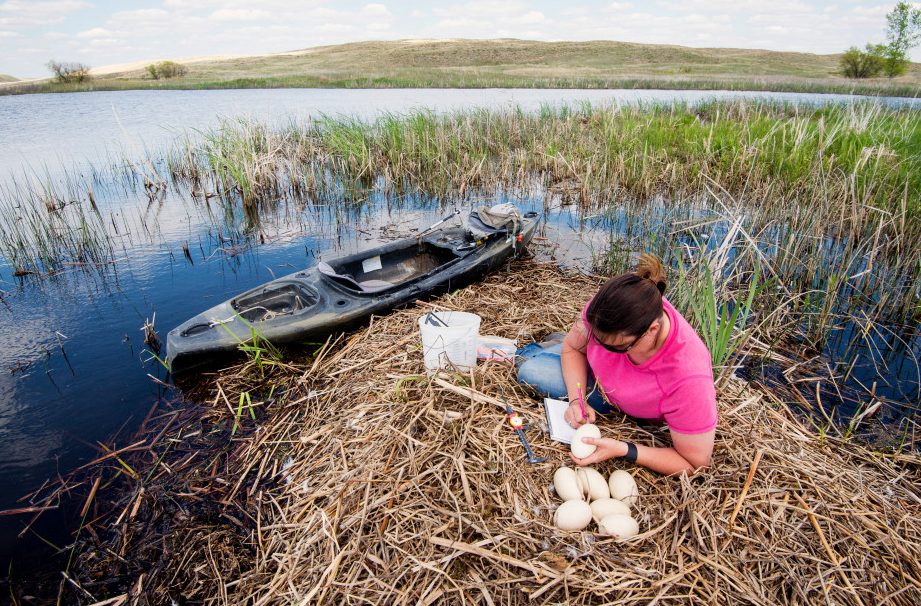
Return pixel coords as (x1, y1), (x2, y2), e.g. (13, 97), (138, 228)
(581, 297), (717, 434)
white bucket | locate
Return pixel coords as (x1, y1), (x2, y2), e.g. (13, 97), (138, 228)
(418, 311), (481, 372)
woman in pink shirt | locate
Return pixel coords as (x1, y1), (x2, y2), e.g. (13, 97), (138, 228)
(517, 254), (716, 475)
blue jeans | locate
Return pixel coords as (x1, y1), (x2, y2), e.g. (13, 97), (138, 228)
(516, 342), (614, 414)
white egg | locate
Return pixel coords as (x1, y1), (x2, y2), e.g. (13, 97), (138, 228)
(552, 467), (583, 502)
(598, 513), (639, 539)
(608, 469), (639, 507)
(554, 500), (593, 531)
(570, 424), (600, 458)
(590, 498), (631, 521)
(575, 467), (610, 501)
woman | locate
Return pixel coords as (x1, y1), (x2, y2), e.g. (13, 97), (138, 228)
(517, 254), (716, 475)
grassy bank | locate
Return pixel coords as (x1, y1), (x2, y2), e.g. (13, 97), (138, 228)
(3, 39), (921, 96)
(26, 262), (921, 604)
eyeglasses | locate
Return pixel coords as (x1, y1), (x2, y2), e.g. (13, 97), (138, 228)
(591, 325), (650, 353)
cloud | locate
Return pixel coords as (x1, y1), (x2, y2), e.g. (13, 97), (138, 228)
(520, 11), (545, 24)
(0, 0), (91, 27)
(361, 3), (390, 17)
(4, 0), (919, 78)
(76, 27), (113, 38)
(210, 8), (272, 21)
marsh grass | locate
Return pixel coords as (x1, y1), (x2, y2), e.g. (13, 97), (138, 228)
(160, 101), (920, 338)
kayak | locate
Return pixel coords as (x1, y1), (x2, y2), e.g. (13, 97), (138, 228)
(165, 210), (540, 374)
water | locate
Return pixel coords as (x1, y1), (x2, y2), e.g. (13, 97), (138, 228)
(3, 88), (920, 172)
(0, 87), (918, 582)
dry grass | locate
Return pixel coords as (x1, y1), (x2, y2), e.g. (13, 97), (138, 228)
(4, 39), (920, 96)
(37, 261), (921, 605)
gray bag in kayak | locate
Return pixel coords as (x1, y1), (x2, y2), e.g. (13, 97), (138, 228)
(466, 203), (523, 239)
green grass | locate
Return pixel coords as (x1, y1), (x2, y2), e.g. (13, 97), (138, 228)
(3, 39), (921, 96)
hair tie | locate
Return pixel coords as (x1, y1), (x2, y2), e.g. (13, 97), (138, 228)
(655, 280), (666, 294)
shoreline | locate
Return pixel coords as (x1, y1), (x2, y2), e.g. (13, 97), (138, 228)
(2, 76), (920, 99)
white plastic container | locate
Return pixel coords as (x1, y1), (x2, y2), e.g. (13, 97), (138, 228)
(418, 311), (481, 372)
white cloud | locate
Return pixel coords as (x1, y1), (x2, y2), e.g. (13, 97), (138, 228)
(361, 3), (390, 17)
(88, 37), (121, 46)
(76, 27), (113, 39)
(0, 0), (91, 27)
(3, 0), (920, 78)
(210, 8), (272, 21)
(520, 11), (545, 24)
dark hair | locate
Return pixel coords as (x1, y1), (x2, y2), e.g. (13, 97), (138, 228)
(585, 253), (667, 338)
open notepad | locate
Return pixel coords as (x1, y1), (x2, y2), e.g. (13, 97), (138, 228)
(543, 398), (577, 444)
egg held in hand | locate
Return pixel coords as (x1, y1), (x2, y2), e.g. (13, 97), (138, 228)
(571, 423), (600, 458)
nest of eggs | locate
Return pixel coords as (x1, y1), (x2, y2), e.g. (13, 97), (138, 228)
(62, 260), (921, 605)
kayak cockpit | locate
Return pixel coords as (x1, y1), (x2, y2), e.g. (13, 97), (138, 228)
(319, 240), (463, 294)
(231, 283), (320, 323)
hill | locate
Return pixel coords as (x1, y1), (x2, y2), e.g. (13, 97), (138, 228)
(0, 74), (17, 83)
(3, 39), (920, 96)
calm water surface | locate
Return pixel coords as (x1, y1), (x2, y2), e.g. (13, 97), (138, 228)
(0, 88), (918, 578)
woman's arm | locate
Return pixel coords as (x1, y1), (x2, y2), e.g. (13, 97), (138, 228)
(560, 318), (596, 425)
(570, 428), (715, 476)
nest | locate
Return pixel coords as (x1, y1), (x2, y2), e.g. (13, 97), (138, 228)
(64, 261), (920, 605)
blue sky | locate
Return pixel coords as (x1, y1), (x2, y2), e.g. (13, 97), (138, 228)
(1, 1), (915, 78)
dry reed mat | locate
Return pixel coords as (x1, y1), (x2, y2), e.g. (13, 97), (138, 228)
(59, 261), (920, 605)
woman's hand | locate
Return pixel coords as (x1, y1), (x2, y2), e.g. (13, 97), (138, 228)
(563, 401), (596, 428)
(569, 437), (628, 466)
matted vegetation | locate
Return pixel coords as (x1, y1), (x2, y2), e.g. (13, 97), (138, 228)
(28, 262), (921, 604)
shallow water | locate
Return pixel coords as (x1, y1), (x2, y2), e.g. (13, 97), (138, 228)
(0, 87), (919, 579)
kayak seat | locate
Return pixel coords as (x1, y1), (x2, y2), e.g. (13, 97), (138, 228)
(318, 262), (394, 293)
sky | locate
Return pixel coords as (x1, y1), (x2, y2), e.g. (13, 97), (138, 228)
(1, 0), (917, 78)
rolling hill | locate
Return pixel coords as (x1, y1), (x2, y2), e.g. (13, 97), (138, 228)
(3, 39), (920, 95)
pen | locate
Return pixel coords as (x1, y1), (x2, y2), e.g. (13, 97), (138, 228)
(576, 382), (587, 421)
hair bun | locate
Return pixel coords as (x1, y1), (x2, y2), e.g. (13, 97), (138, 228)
(635, 253), (666, 290)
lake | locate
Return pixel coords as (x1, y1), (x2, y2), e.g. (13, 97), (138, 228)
(0, 87), (919, 578)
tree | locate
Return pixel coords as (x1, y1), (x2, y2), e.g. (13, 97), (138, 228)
(145, 61), (188, 80)
(883, 1), (921, 77)
(840, 44), (885, 79)
(46, 60), (91, 83)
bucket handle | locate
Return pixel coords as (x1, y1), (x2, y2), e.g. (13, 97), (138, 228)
(424, 311), (449, 327)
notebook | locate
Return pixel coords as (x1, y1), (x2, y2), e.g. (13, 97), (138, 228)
(543, 397), (577, 444)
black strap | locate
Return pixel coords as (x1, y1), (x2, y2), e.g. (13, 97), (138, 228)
(624, 441), (638, 464)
